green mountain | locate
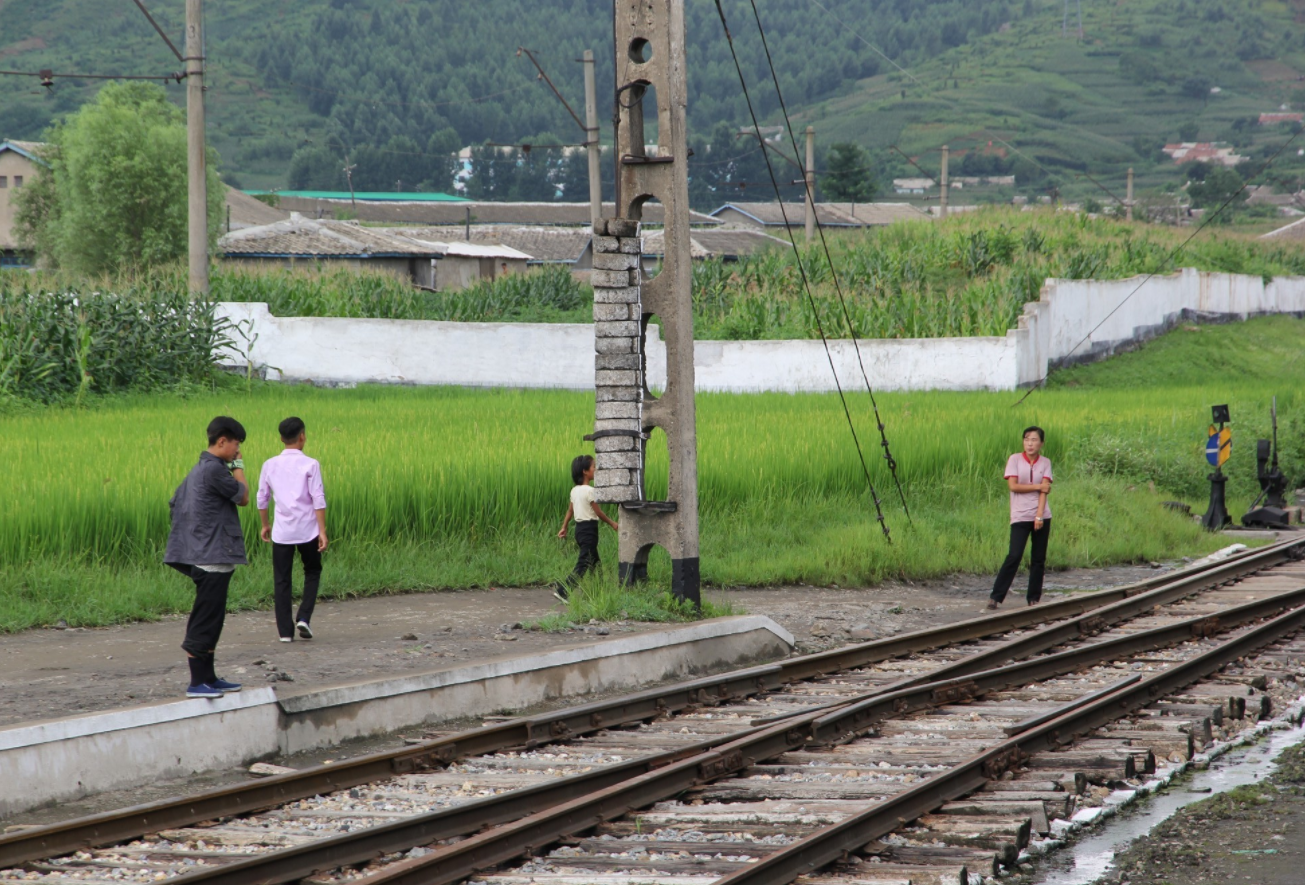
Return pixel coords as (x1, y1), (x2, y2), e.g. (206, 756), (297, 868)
(795, 0), (1305, 202)
(2, 0), (1304, 202)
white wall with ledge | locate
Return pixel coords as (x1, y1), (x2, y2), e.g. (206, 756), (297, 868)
(216, 268), (1305, 393)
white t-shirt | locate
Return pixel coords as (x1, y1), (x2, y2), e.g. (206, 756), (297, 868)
(571, 484), (599, 521)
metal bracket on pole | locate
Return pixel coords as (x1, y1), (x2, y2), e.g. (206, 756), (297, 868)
(589, 0), (699, 606)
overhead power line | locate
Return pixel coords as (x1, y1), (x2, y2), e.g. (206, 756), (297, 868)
(130, 0), (184, 62)
(749, 0), (911, 523)
(712, 0), (893, 544)
(0, 68), (183, 83)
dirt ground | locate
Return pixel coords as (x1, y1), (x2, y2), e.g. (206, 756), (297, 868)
(1095, 742), (1305, 885)
(0, 562), (1172, 730)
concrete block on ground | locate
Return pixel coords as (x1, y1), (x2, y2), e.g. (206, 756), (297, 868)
(0, 689), (281, 818)
(0, 618), (794, 817)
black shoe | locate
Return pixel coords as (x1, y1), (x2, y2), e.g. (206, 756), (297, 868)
(551, 583), (569, 603)
(297, 620), (313, 639)
(212, 678), (242, 693)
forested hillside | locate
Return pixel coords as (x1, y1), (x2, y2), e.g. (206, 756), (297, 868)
(0, 0), (1012, 189)
(3, 0), (1305, 203)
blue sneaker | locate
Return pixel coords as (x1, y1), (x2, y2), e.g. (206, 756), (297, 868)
(212, 678), (242, 693)
(187, 683), (224, 699)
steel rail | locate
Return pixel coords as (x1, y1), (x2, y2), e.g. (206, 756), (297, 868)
(809, 539), (1300, 716)
(238, 585), (1305, 885)
(806, 583), (1305, 744)
(153, 585), (1305, 885)
(0, 539), (1293, 869)
(753, 539), (1300, 727)
(713, 602), (1305, 885)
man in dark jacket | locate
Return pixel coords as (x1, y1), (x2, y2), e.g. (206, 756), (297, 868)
(165, 416), (251, 698)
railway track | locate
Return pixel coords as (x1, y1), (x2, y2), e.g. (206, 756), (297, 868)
(5, 539), (1305, 885)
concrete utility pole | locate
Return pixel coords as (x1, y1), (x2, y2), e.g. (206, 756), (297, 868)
(1126, 167), (1134, 221)
(805, 126), (816, 242)
(185, 0), (208, 295)
(583, 50), (603, 228)
(588, 0), (700, 606)
(939, 144), (950, 219)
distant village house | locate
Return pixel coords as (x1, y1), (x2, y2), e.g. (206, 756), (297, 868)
(1161, 142), (1245, 166)
(0, 140), (44, 268)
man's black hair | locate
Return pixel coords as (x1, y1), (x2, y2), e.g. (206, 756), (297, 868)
(279, 416), (306, 443)
(207, 416), (247, 446)
(571, 454), (595, 485)
(1023, 425), (1045, 442)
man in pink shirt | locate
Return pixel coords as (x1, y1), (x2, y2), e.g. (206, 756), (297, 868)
(257, 417), (328, 641)
(987, 426), (1052, 609)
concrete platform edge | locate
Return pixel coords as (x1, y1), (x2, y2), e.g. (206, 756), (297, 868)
(0, 615), (792, 818)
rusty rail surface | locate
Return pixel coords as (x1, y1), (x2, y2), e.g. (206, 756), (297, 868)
(178, 583), (1305, 885)
(0, 538), (1296, 871)
(715, 602), (1305, 885)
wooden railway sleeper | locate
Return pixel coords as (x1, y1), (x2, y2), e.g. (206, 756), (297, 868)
(12, 548), (1305, 882)
(708, 602), (1305, 885)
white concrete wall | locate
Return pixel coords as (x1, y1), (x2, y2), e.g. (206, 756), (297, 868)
(217, 269), (1305, 393)
(217, 303), (1015, 392)
(1013, 269), (1305, 386)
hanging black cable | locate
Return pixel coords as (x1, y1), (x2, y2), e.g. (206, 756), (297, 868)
(1012, 124), (1305, 406)
(747, 0), (911, 523)
(712, 0), (892, 543)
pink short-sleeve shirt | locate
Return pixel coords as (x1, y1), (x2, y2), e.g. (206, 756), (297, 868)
(1005, 453), (1052, 524)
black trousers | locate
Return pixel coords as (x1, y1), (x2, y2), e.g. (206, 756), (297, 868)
(273, 538), (322, 638)
(181, 567), (233, 656)
(990, 519), (1052, 604)
(565, 521), (600, 587)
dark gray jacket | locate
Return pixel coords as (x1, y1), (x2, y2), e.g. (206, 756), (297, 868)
(164, 452), (248, 569)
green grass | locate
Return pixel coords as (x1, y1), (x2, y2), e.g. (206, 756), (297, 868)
(9, 314), (1305, 632)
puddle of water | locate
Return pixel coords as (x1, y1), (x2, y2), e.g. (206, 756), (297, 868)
(1031, 716), (1305, 885)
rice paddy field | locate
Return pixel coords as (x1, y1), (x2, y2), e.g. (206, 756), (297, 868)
(4, 315), (1303, 632)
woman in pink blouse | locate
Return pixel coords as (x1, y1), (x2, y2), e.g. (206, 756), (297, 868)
(987, 426), (1052, 609)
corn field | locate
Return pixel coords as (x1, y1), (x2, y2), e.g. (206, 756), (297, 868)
(0, 284), (227, 404)
(690, 209), (1305, 340)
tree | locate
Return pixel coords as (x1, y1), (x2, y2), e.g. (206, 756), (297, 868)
(15, 82), (223, 275)
(288, 144), (345, 190)
(1187, 166), (1246, 208)
(1181, 75), (1213, 100)
(821, 142), (876, 202)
